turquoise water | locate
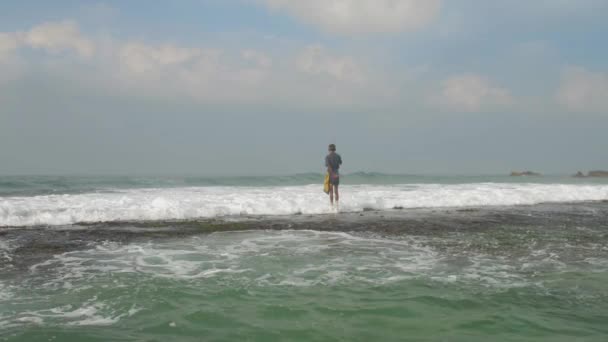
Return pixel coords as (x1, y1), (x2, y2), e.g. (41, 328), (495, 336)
(1, 173), (607, 197)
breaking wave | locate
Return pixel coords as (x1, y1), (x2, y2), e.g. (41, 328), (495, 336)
(1, 183), (607, 227)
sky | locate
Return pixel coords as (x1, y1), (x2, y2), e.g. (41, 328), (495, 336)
(0, 0), (607, 175)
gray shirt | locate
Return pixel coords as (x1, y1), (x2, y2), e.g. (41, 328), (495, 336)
(325, 153), (342, 173)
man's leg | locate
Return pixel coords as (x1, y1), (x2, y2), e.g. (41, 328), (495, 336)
(334, 185), (339, 203)
(329, 184), (334, 204)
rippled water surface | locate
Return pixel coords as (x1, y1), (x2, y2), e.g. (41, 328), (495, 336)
(1, 202), (607, 341)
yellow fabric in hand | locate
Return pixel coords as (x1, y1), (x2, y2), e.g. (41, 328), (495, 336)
(323, 173), (330, 194)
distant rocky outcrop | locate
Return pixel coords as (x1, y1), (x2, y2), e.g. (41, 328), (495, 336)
(574, 170), (608, 178)
(510, 171), (542, 177)
(589, 170), (608, 177)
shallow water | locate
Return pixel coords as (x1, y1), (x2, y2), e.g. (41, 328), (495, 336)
(1, 203), (607, 341)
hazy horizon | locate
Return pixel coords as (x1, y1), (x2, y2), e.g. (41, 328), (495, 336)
(0, 170), (602, 178)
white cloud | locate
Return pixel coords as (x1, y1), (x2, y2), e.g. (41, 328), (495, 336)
(109, 38), (370, 106)
(0, 19), (526, 113)
(112, 42), (273, 100)
(4, 19), (534, 113)
(23, 21), (95, 57)
(556, 67), (608, 113)
(0, 21), (95, 59)
(118, 43), (203, 74)
(433, 74), (513, 112)
(262, 0), (441, 34)
(296, 45), (365, 84)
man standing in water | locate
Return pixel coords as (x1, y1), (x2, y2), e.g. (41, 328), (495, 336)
(325, 144), (342, 207)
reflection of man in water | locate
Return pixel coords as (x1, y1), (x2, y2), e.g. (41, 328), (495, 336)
(325, 144), (342, 206)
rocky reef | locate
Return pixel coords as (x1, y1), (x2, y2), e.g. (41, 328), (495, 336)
(574, 170), (608, 178)
(510, 171), (542, 176)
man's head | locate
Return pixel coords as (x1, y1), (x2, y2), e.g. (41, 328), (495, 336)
(328, 144), (336, 152)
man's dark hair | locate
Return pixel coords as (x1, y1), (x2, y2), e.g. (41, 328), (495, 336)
(328, 144), (336, 151)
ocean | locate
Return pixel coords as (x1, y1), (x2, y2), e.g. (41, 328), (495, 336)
(1, 174), (608, 341)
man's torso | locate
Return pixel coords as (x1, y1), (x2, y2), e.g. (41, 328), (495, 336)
(325, 153), (342, 174)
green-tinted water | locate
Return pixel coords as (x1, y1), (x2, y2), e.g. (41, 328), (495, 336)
(2, 173), (608, 197)
(2, 207), (608, 341)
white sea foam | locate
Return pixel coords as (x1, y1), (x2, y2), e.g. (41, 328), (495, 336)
(9, 229), (607, 330)
(28, 231), (440, 288)
(584, 257), (608, 271)
(27, 230), (566, 290)
(7, 298), (141, 327)
(0, 283), (14, 301)
(1, 183), (607, 227)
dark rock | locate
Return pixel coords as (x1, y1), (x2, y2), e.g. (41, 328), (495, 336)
(510, 171), (542, 176)
(572, 170), (608, 178)
(588, 170), (608, 177)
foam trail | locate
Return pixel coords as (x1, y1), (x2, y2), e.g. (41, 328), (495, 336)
(1, 183), (607, 227)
